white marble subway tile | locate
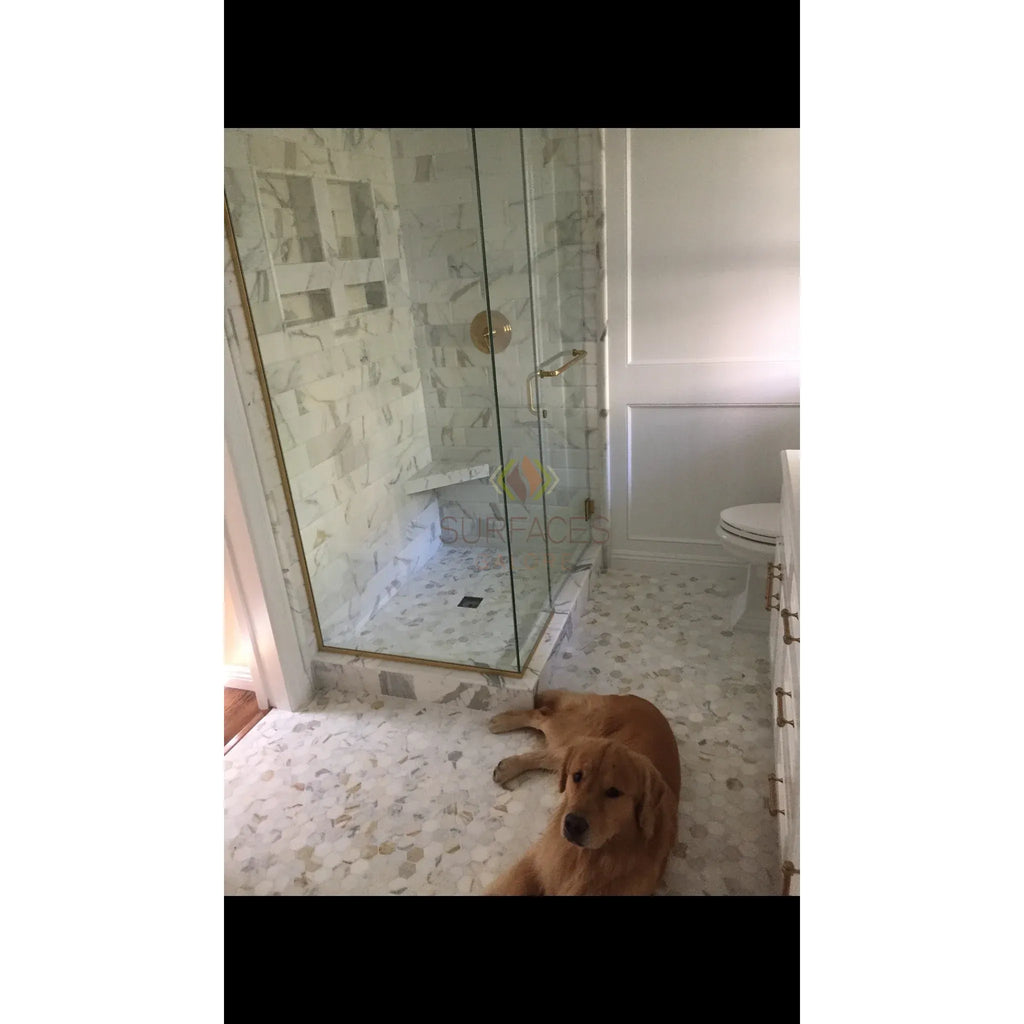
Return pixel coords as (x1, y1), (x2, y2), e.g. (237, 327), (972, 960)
(399, 178), (480, 210)
(431, 149), (476, 178)
(428, 406), (496, 432)
(286, 452), (346, 504)
(249, 329), (301, 367)
(363, 440), (432, 489)
(427, 365), (493, 391)
(224, 130), (250, 167)
(293, 480), (347, 531)
(302, 419), (360, 470)
(276, 434), (311, 478)
(299, 364), (367, 406)
(450, 285), (490, 322)
(261, 349), (334, 395)
(438, 426), (468, 447)
(246, 133), (290, 170)
(408, 273), (475, 306)
(391, 128), (473, 159)
(309, 550), (376, 612)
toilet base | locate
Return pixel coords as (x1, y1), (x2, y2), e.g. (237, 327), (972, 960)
(728, 563), (772, 633)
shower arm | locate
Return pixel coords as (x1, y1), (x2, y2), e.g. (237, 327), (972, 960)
(527, 349), (587, 413)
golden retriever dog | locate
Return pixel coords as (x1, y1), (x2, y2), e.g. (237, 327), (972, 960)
(485, 688), (681, 896)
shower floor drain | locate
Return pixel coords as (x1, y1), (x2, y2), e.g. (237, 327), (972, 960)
(458, 596), (483, 608)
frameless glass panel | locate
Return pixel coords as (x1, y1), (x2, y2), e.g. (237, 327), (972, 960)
(225, 127), (521, 672)
(472, 128), (555, 670)
(520, 128), (601, 597)
(386, 127), (521, 672)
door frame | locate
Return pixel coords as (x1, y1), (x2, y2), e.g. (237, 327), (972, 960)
(224, 341), (312, 712)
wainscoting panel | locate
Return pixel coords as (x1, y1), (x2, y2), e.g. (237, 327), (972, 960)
(625, 403), (799, 562)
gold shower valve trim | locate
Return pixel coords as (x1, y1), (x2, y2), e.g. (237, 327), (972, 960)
(470, 310), (512, 354)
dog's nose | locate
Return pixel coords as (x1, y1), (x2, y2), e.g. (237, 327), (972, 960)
(563, 813), (588, 843)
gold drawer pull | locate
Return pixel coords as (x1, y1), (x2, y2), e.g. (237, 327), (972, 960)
(765, 561), (782, 611)
(782, 609), (800, 644)
(782, 860), (800, 896)
(775, 688), (794, 728)
(767, 773), (785, 816)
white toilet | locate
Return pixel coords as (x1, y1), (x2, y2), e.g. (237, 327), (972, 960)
(715, 503), (782, 631)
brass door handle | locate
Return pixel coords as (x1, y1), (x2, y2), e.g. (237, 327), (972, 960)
(767, 773), (785, 816)
(765, 561), (782, 611)
(530, 349), (587, 414)
(782, 609), (800, 644)
(537, 348), (586, 378)
(527, 372), (540, 414)
(775, 688), (794, 728)
(782, 860), (800, 896)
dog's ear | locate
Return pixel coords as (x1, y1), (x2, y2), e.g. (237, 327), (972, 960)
(635, 756), (670, 841)
(558, 746), (575, 793)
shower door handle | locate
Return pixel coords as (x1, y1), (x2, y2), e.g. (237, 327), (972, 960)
(538, 348), (586, 378)
(528, 372), (541, 413)
(529, 349), (586, 413)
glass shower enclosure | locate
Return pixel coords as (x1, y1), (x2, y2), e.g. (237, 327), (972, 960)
(225, 127), (602, 675)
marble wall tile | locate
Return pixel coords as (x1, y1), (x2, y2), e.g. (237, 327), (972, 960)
(390, 128), (605, 584)
(226, 128), (446, 649)
(226, 127), (607, 674)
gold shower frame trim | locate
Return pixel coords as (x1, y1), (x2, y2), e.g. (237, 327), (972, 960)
(225, 197), (551, 679)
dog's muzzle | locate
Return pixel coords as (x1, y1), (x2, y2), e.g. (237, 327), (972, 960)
(562, 812), (589, 846)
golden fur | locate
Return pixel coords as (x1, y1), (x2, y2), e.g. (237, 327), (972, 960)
(485, 689), (681, 896)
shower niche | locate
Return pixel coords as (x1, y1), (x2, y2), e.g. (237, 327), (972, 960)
(256, 169), (387, 326)
(226, 128), (605, 677)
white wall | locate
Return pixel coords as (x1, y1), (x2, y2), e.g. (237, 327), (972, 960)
(605, 129), (800, 571)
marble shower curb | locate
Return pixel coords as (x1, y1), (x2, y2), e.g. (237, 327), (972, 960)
(310, 542), (603, 712)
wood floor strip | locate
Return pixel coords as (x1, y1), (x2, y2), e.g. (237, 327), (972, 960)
(224, 687), (270, 754)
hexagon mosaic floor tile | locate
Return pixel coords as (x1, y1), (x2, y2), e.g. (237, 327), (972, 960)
(224, 566), (783, 896)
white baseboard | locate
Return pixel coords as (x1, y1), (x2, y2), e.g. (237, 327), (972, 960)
(609, 547), (745, 575)
(224, 665), (256, 691)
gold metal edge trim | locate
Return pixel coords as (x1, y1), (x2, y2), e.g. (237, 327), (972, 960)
(319, 608), (554, 679)
(225, 197), (326, 650)
(226, 197), (558, 679)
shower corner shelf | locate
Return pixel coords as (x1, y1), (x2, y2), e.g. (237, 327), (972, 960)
(404, 459), (491, 495)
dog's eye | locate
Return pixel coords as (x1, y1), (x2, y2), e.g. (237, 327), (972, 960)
(572, 771), (583, 783)
(605, 787), (622, 798)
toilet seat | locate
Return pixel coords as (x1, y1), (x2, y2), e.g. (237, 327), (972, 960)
(719, 503), (781, 545)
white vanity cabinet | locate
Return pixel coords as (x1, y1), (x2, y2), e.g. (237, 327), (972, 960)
(766, 450), (800, 896)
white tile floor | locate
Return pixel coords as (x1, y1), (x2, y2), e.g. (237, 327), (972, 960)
(225, 565), (783, 895)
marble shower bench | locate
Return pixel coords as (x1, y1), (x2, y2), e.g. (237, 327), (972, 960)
(310, 542), (604, 713)
(403, 457), (491, 495)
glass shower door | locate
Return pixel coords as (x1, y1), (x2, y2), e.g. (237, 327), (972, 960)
(470, 128), (553, 670)
(519, 128), (600, 598)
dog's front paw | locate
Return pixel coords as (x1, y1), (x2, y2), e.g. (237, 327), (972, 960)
(492, 757), (519, 786)
(488, 711), (520, 734)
